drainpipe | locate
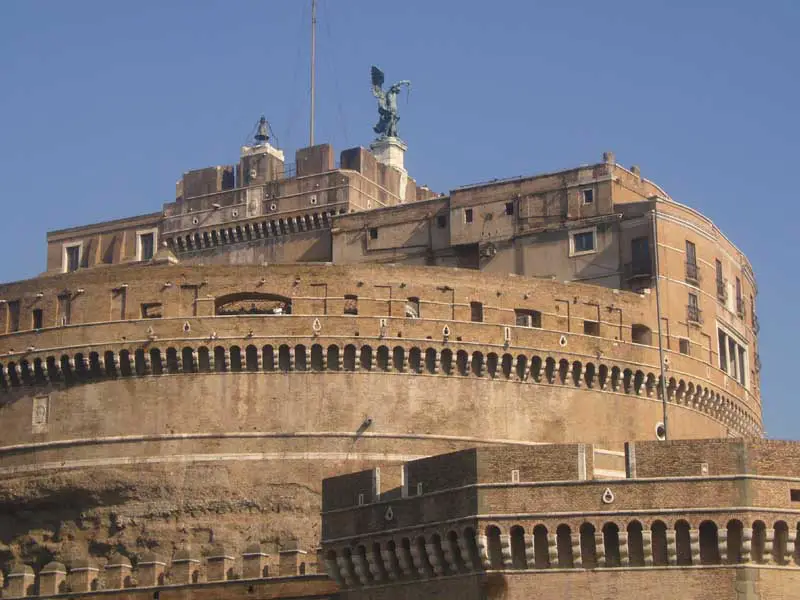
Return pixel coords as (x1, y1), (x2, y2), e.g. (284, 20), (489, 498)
(652, 202), (669, 439)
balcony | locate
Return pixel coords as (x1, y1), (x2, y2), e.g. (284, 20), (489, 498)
(687, 304), (702, 324)
(624, 259), (653, 282)
(685, 261), (700, 285)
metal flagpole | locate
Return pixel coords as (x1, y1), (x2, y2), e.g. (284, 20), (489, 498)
(310, 0), (317, 146)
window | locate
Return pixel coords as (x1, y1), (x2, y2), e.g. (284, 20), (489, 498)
(63, 243), (81, 273)
(631, 324), (652, 345)
(791, 489), (800, 502)
(505, 201), (514, 216)
(58, 294), (71, 326)
(470, 301), (484, 323)
(515, 309), (541, 328)
(583, 320), (600, 336)
(139, 233), (155, 261)
(369, 228), (378, 240)
(405, 297), (420, 319)
(141, 303), (163, 319)
(718, 326), (748, 387)
(685, 241), (698, 283)
(465, 208), (474, 224)
(436, 215), (447, 228)
(582, 189), (594, 204)
(569, 227), (596, 256)
(687, 293), (700, 323)
(715, 260), (725, 301)
(679, 338), (690, 355)
(7, 300), (20, 332)
(343, 294), (358, 315)
(735, 277), (743, 316)
(32, 309), (43, 330)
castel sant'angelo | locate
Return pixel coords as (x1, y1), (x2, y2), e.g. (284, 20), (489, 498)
(0, 63), (797, 599)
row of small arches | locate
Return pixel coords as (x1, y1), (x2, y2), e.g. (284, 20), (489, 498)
(0, 343), (758, 436)
(325, 518), (800, 588)
(165, 210), (343, 253)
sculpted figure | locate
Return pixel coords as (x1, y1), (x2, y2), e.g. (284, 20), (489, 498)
(371, 66), (411, 139)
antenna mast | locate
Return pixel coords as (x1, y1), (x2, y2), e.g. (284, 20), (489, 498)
(310, 0), (317, 146)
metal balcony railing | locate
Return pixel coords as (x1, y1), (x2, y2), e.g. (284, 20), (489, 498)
(685, 261), (700, 284)
(624, 260), (653, 281)
(687, 304), (702, 324)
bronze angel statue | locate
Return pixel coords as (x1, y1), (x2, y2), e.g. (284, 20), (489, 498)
(371, 66), (411, 139)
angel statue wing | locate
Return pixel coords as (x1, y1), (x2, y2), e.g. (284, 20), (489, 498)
(371, 65), (385, 90)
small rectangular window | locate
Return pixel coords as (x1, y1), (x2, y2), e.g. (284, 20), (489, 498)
(138, 232), (155, 261)
(343, 294), (358, 315)
(583, 320), (600, 336)
(514, 309), (542, 328)
(32, 309), (43, 330)
(357, 493), (365, 506)
(686, 240), (697, 265)
(369, 227), (378, 240)
(436, 215), (447, 228)
(465, 208), (473, 223)
(511, 469), (520, 483)
(582, 189), (594, 204)
(688, 292), (700, 323)
(141, 303), (163, 319)
(7, 300), (20, 332)
(470, 301), (484, 323)
(505, 201), (514, 216)
(571, 229), (596, 255)
(679, 338), (690, 355)
(416, 482), (423, 496)
(718, 330), (728, 372)
(65, 245), (80, 272)
(791, 489), (800, 502)
(58, 295), (71, 326)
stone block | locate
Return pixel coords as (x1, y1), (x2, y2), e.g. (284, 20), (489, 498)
(39, 561), (67, 596)
(242, 544), (270, 579)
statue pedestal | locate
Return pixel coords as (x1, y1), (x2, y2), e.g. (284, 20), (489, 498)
(370, 137), (407, 171)
(370, 137), (408, 202)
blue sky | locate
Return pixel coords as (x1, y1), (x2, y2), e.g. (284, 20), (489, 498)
(0, 0), (797, 438)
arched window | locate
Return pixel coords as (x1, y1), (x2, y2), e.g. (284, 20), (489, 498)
(135, 349), (147, 376)
(651, 521), (668, 566)
(516, 355), (528, 380)
(360, 346), (372, 370)
(278, 345), (291, 371)
(471, 352), (484, 377)
(150, 348), (163, 375)
(631, 324), (652, 345)
(447, 531), (467, 572)
(245, 345), (259, 371)
(486, 353), (498, 378)
(675, 520), (692, 565)
(392, 346), (404, 371)
(262, 345), (275, 371)
(533, 525), (550, 568)
(377, 346), (390, 371)
(294, 345), (307, 371)
(327, 345), (340, 370)
(699, 521), (720, 564)
(774, 521), (789, 564)
(456, 350), (469, 376)
(310, 344), (324, 371)
(603, 522), (621, 567)
(440, 349), (453, 375)
(405, 297), (420, 319)
(197, 347), (211, 372)
(181, 347), (195, 373)
(463, 528), (481, 571)
(726, 519), (743, 564)
(214, 346), (227, 372)
(556, 525), (573, 568)
(166, 348), (180, 374)
(424, 348), (437, 374)
(510, 525), (527, 569)
(230, 346), (242, 372)
(580, 523), (597, 568)
(343, 345), (356, 371)
(408, 347), (421, 372)
(486, 526), (504, 569)
(752, 521), (767, 563)
(627, 521), (645, 567)
(215, 292), (291, 315)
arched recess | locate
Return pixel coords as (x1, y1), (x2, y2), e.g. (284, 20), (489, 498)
(462, 527), (481, 571)
(440, 349), (453, 375)
(510, 525), (527, 568)
(556, 525), (573, 568)
(246, 345), (259, 371)
(727, 519), (743, 564)
(214, 292), (291, 315)
(446, 531), (467, 572)
(343, 345), (356, 371)
(631, 324), (652, 345)
(603, 522), (621, 567)
(230, 346), (242, 372)
(752, 521), (767, 563)
(773, 521), (789, 564)
(295, 345), (307, 371)
(580, 523), (597, 568)
(699, 521), (720, 565)
(310, 344), (324, 371)
(486, 526), (504, 569)
(327, 345), (340, 370)
(392, 346), (404, 371)
(166, 347), (180, 374)
(533, 525), (550, 569)
(197, 347), (211, 372)
(675, 520), (692, 566)
(651, 521), (668, 566)
(182, 347), (196, 373)
(376, 346), (390, 371)
(408, 347), (421, 372)
(627, 521), (645, 567)
(262, 345), (275, 371)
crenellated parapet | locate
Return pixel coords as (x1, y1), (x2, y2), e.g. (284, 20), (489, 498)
(0, 541), (320, 599)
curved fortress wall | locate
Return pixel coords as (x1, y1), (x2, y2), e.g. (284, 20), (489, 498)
(0, 263), (758, 569)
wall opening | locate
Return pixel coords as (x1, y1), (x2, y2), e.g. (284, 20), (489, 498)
(510, 526), (527, 569)
(627, 521), (645, 566)
(631, 324), (652, 345)
(486, 526), (504, 569)
(727, 519), (743, 564)
(556, 525), (573, 568)
(215, 292), (291, 315)
(533, 525), (550, 568)
(675, 520), (692, 565)
(651, 521), (668, 566)
(699, 521), (720, 565)
(603, 522), (621, 567)
(343, 294), (358, 315)
(470, 301), (484, 322)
